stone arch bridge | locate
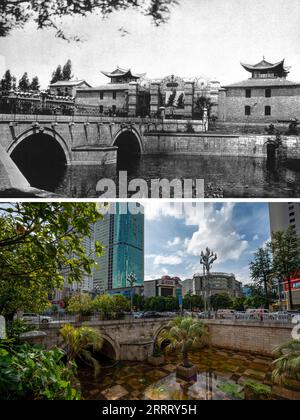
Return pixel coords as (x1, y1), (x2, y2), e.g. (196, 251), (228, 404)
(45, 318), (170, 361)
(0, 113), (209, 166)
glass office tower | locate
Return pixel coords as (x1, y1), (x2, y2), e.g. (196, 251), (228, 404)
(93, 203), (144, 293)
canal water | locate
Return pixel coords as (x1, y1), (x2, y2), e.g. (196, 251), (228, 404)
(16, 154), (300, 198)
(77, 348), (298, 400)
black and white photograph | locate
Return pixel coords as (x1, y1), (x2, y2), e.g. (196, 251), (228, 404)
(1, 0), (300, 407)
(0, 0), (300, 198)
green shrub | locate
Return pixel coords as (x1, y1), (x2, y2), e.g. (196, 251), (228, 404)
(217, 382), (244, 399)
(244, 380), (271, 400)
(6, 319), (34, 342)
(0, 343), (80, 400)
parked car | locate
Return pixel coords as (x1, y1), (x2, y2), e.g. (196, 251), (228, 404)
(197, 311), (210, 319)
(141, 311), (162, 318)
(133, 311), (144, 319)
(217, 309), (235, 319)
(16, 313), (52, 324)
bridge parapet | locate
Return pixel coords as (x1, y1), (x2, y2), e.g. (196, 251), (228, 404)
(34, 318), (170, 361)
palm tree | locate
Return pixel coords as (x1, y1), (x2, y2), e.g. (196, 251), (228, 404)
(60, 324), (103, 376)
(272, 339), (300, 384)
(157, 317), (208, 368)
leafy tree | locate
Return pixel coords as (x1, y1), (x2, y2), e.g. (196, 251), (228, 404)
(0, 202), (105, 320)
(176, 92), (184, 109)
(93, 294), (113, 319)
(132, 294), (145, 311)
(0, 0), (179, 40)
(158, 317), (208, 368)
(0, 69), (14, 91)
(66, 293), (94, 316)
(210, 293), (233, 310)
(18, 72), (30, 91)
(165, 296), (179, 311)
(111, 294), (130, 314)
(270, 227), (300, 310)
(60, 324), (103, 377)
(0, 276), (52, 319)
(166, 90), (176, 107)
(183, 294), (203, 311)
(29, 76), (40, 91)
(243, 283), (277, 309)
(194, 95), (212, 117)
(249, 246), (272, 307)
(62, 59), (73, 81)
(51, 65), (63, 84)
(144, 296), (166, 312)
(232, 296), (246, 311)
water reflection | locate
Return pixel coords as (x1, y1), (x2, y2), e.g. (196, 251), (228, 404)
(78, 348), (290, 400)
(16, 154), (300, 198)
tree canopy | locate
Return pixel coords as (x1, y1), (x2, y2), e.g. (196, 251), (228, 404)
(0, 202), (106, 319)
(18, 72), (30, 91)
(0, 0), (179, 41)
(270, 227), (300, 310)
(249, 246), (272, 307)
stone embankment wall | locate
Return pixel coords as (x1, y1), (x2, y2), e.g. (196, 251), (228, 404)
(206, 320), (293, 356)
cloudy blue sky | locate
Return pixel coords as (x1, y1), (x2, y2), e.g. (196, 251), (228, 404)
(0, 0), (299, 88)
(144, 202), (270, 284)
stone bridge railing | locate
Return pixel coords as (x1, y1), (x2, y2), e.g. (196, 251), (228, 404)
(32, 318), (171, 361)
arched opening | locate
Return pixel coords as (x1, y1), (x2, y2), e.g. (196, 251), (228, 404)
(114, 130), (141, 171)
(266, 142), (277, 170)
(98, 338), (117, 362)
(10, 133), (67, 192)
(267, 143), (276, 161)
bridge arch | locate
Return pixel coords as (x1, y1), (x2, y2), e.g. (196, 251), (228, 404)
(263, 139), (279, 161)
(112, 127), (144, 156)
(99, 332), (121, 361)
(152, 321), (170, 348)
(7, 127), (71, 164)
(7, 127), (70, 191)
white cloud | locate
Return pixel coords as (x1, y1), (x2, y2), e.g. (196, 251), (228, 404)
(253, 234), (259, 241)
(167, 237), (181, 247)
(154, 255), (183, 266)
(184, 203), (249, 263)
(145, 202), (186, 221)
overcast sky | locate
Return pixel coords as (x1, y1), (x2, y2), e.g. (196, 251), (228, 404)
(144, 202), (270, 285)
(0, 0), (299, 88)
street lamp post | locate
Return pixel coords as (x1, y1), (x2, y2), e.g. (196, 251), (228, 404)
(127, 272), (137, 312)
(200, 247), (217, 319)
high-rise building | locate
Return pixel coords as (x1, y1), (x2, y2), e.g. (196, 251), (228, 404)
(269, 202), (300, 309)
(93, 203), (144, 294)
(53, 224), (95, 303)
(269, 202), (300, 236)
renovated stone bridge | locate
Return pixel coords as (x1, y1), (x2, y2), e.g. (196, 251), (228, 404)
(43, 318), (171, 361)
(29, 317), (294, 362)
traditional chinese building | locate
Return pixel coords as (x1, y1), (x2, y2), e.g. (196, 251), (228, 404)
(49, 79), (91, 98)
(150, 75), (220, 119)
(75, 66), (150, 116)
(218, 58), (300, 122)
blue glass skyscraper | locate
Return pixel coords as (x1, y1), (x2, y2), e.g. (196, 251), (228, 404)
(93, 203), (144, 293)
